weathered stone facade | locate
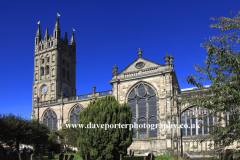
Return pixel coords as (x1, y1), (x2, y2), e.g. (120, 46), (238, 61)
(31, 18), (239, 157)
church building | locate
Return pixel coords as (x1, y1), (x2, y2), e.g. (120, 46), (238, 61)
(31, 18), (238, 157)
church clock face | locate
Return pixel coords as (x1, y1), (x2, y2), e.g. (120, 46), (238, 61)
(42, 86), (47, 93)
(65, 89), (69, 96)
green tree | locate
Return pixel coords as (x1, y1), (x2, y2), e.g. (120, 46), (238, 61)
(0, 113), (30, 152)
(27, 119), (50, 153)
(181, 11), (240, 153)
(65, 128), (78, 148)
(77, 96), (133, 160)
(0, 113), (50, 153)
(48, 121), (79, 153)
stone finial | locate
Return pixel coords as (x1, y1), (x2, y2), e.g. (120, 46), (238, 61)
(164, 53), (170, 65)
(112, 64), (118, 76)
(92, 85), (96, 93)
(137, 48), (143, 57)
(169, 54), (174, 65)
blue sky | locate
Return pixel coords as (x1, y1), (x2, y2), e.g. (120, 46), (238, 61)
(0, 0), (239, 120)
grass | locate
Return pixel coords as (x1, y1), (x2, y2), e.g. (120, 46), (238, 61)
(36, 153), (185, 160)
(36, 153), (226, 160)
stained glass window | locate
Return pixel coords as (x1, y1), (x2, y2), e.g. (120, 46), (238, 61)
(128, 83), (157, 138)
(43, 109), (57, 130)
(70, 105), (83, 124)
(181, 107), (214, 136)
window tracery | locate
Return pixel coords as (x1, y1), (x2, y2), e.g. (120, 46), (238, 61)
(127, 83), (158, 138)
(70, 105), (83, 124)
(43, 109), (57, 130)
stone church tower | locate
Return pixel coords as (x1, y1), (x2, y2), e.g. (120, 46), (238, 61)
(32, 18), (76, 112)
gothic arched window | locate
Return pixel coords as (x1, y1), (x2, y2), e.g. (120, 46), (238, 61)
(127, 83), (157, 138)
(43, 109), (57, 130)
(46, 66), (49, 75)
(70, 105), (84, 124)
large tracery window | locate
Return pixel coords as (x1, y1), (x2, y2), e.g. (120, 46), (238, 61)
(43, 109), (57, 130)
(181, 107), (213, 136)
(70, 105), (84, 124)
(127, 83), (158, 138)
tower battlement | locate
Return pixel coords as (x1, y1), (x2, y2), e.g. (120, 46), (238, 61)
(34, 18), (76, 59)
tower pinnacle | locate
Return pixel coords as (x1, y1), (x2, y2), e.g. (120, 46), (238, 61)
(44, 28), (49, 40)
(70, 32), (75, 45)
(53, 17), (61, 39)
(64, 32), (68, 44)
(35, 25), (42, 45)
